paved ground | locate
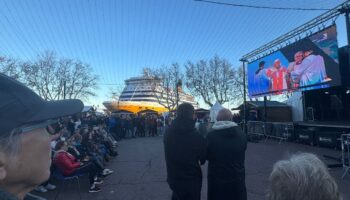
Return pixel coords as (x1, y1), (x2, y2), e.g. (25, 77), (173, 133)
(36, 136), (350, 200)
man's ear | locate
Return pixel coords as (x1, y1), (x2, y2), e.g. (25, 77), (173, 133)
(0, 152), (7, 181)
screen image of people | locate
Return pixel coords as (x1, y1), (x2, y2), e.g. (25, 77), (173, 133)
(248, 25), (340, 97)
(287, 50), (330, 90)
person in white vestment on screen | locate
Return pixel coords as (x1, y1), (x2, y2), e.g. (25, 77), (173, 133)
(290, 50), (331, 89)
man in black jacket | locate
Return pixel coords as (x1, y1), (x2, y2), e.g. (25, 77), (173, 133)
(164, 103), (206, 200)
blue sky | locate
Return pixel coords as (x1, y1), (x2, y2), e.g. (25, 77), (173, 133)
(0, 0), (347, 109)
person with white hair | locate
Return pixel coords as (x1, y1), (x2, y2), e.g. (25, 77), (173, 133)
(296, 51), (330, 88)
(206, 108), (247, 200)
(268, 152), (341, 200)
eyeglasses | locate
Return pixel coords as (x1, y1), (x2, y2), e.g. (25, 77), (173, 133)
(17, 119), (59, 135)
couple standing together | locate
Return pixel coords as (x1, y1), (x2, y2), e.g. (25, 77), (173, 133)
(164, 103), (247, 200)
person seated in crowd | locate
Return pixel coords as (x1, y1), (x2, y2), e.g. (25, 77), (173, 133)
(66, 136), (84, 160)
(268, 153), (341, 200)
(81, 131), (114, 176)
(0, 73), (83, 199)
(99, 124), (118, 146)
(206, 108), (247, 200)
(96, 125), (119, 156)
(91, 127), (110, 159)
(53, 141), (105, 193)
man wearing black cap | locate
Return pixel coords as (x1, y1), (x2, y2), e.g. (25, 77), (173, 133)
(0, 73), (84, 200)
(164, 103), (206, 200)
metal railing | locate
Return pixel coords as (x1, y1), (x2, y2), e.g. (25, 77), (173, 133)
(341, 134), (350, 179)
(247, 121), (265, 137)
(247, 121), (294, 144)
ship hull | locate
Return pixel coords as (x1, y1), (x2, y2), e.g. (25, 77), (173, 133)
(103, 101), (169, 113)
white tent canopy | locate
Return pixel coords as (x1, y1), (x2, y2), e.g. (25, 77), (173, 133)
(82, 106), (93, 113)
(210, 101), (225, 122)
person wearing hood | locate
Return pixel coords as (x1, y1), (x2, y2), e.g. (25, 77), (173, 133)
(207, 108), (247, 200)
(164, 103), (206, 200)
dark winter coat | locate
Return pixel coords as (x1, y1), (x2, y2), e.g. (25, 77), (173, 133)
(0, 188), (18, 200)
(164, 117), (206, 188)
(206, 121), (247, 200)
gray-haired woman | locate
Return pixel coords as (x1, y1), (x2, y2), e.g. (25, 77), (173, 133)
(268, 152), (341, 200)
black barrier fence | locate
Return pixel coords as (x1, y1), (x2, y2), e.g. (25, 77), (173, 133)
(247, 121), (350, 149)
(341, 134), (350, 179)
(247, 121), (294, 144)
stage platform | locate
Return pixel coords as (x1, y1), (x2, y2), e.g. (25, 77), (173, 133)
(247, 120), (350, 150)
(296, 121), (350, 129)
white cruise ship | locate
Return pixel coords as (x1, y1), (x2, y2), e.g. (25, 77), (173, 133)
(103, 72), (198, 113)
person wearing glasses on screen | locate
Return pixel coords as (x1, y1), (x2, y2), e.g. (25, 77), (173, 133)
(0, 73), (83, 200)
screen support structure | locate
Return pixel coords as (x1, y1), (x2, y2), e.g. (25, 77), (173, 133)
(339, 6), (350, 46)
(263, 96), (267, 136)
(339, 5), (350, 80)
(240, 58), (248, 135)
(263, 96), (267, 122)
(239, 1), (350, 125)
(241, 1), (350, 63)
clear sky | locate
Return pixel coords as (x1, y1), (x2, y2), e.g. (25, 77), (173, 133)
(0, 0), (348, 109)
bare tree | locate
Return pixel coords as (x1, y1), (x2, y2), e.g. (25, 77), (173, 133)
(1, 51), (98, 100)
(0, 57), (22, 80)
(230, 65), (246, 105)
(106, 85), (124, 101)
(185, 55), (235, 106)
(61, 59), (98, 100)
(148, 63), (183, 111)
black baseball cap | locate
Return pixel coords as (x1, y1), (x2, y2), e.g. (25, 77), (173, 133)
(0, 73), (84, 135)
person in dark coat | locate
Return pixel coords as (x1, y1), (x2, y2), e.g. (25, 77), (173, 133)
(164, 103), (206, 200)
(206, 108), (247, 200)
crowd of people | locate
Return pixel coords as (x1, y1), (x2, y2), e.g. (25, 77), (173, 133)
(164, 103), (341, 200)
(107, 114), (169, 139)
(42, 115), (118, 193)
(0, 72), (343, 200)
(24, 114), (118, 194)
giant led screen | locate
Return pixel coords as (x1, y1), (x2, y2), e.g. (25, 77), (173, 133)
(248, 25), (340, 97)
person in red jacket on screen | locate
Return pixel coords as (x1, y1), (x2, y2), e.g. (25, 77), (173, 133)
(53, 141), (102, 193)
(266, 59), (287, 94)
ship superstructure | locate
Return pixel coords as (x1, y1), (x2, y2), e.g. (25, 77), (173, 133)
(103, 73), (198, 113)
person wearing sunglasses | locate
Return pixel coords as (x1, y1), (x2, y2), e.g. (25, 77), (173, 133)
(0, 73), (83, 200)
